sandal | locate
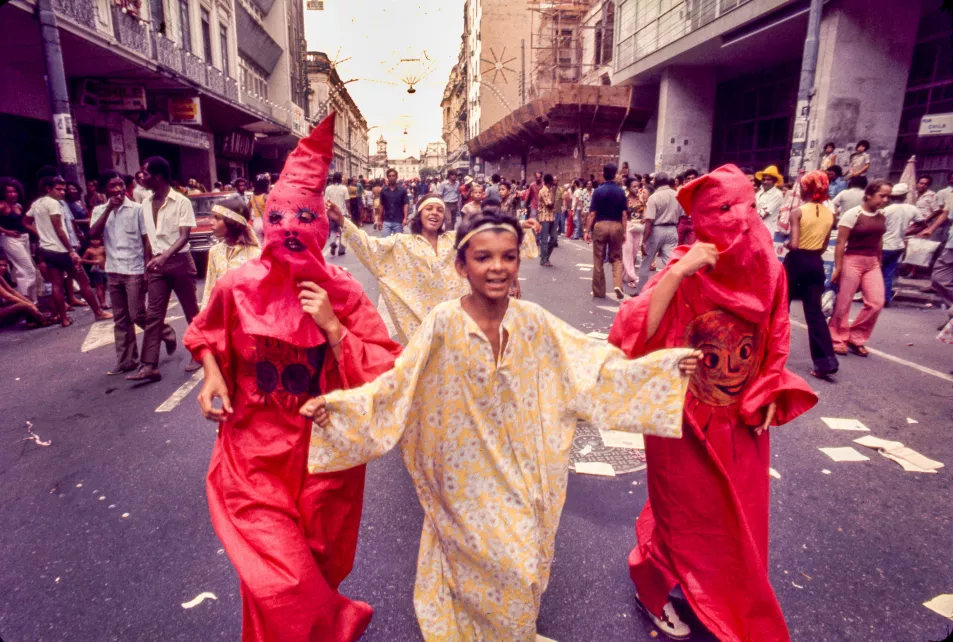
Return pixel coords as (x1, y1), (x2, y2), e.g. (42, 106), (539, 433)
(810, 370), (836, 381)
(833, 346), (848, 356)
(846, 343), (869, 357)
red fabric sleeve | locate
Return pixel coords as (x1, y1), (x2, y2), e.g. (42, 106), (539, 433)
(322, 285), (402, 393)
(609, 251), (687, 358)
(739, 270), (817, 426)
(184, 280), (235, 391)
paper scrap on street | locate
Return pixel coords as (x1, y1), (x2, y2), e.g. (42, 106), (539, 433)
(536, 635), (559, 642)
(574, 462), (616, 477)
(923, 594), (953, 621)
(586, 331), (609, 340)
(600, 430), (644, 450)
(854, 436), (944, 473)
(819, 447), (870, 462)
(578, 445), (593, 457)
(181, 592), (218, 609)
(769, 468), (781, 479)
(17, 421), (51, 447)
(821, 417), (870, 432)
(821, 469), (832, 475)
(906, 418), (919, 424)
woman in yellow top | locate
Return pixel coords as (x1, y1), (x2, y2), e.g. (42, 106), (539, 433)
(327, 195), (539, 344)
(247, 175), (270, 240)
(201, 196), (261, 308)
(302, 207), (700, 642)
(784, 170), (838, 379)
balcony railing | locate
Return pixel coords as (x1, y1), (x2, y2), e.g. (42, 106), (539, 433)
(53, 0), (95, 29)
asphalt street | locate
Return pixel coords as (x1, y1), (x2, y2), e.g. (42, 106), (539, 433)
(1, 234), (951, 642)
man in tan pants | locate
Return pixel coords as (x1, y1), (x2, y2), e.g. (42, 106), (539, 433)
(585, 163), (629, 299)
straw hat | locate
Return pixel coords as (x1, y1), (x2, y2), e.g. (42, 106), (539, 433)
(755, 165), (784, 183)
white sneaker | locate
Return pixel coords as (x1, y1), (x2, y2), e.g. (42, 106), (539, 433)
(635, 593), (691, 640)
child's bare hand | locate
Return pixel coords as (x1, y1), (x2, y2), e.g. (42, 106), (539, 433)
(299, 396), (329, 427)
(678, 350), (703, 376)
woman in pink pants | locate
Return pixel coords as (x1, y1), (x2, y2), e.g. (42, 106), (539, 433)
(828, 180), (891, 356)
(622, 180), (645, 288)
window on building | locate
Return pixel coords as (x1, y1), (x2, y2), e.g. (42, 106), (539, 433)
(201, 8), (212, 64)
(151, 0), (166, 36)
(220, 24), (229, 76)
(178, 0), (191, 52)
(594, 2), (615, 67)
(239, 57), (269, 99)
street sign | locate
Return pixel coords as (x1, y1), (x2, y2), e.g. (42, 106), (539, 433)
(168, 96), (202, 126)
(78, 80), (147, 111)
(919, 113), (953, 137)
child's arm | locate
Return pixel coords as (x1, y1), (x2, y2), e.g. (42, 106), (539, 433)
(301, 308), (438, 474)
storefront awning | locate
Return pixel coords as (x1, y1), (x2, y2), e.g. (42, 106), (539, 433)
(466, 84), (652, 160)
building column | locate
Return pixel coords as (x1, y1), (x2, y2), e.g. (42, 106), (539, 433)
(806, 0), (920, 177)
(655, 66), (716, 174)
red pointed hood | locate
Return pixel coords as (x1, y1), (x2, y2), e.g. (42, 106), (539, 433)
(676, 164), (781, 321)
(225, 113), (365, 347)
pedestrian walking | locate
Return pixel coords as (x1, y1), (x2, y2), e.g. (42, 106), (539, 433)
(27, 176), (112, 327)
(911, 175), (945, 240)
(347, 177), (362, 226)
(929, 189), (953, 326)
(527, 171), (543, 219)
(89, 171), (176, 375)
(832, 175), (867, 216)
(186, 116), (401, 642)
(537, 174), (558, 267)
(460, 182), (485, 220)
(828, 180), (892, 356)
(303, 205), (697, 642)
(676, 168), (700, 245)
(585, 163), (628, 300)
(0, 177), (38, 302)
(248, 175), (270, 241)
(127, 157), (199, 382)
(622, 179), (645, 289)
(755, 165), (784, 236)
(437, 170), (461, 231)
(379, 169), (409, 238)
(611, 164), (817, 642)
(784, 170), (839, 379)
(636, 172), (681, 294)
(880, 184), (918, 304)
(324, 172), (349, 255)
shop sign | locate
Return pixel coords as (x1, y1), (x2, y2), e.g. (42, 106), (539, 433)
(78, 80), (147, 111)
(138, 122), (211, 150)
(168, 96), (203, 126)
(218, 131), (256, 160)
(919, 113), (953, 137)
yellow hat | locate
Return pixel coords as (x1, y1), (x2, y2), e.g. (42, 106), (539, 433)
(756, 165), (784, 183)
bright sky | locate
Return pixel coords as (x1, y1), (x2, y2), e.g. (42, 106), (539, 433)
(304, 1), (464, 160)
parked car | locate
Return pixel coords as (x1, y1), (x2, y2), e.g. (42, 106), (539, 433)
(187, 192), (231, 276)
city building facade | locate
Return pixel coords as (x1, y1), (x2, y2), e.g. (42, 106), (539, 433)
(441, 44), (470, 174)
(420, 141), (448, 171)
(305, 51), (369, 178)
(1, 0), (309, 195)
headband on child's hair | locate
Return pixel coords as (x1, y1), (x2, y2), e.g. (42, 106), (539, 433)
(416, 195), (445, 213)
(457, 222), (518, 248)
(212, 204), (260, 247)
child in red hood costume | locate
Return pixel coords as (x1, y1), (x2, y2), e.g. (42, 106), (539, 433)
(609, 165), (817, 641)
(184, 113), (401, 642)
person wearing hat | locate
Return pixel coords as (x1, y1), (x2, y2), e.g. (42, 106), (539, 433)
(755, 165), (784, 236)
(881, 183), (918, 304)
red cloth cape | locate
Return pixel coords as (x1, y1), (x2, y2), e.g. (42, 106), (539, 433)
(184, 114), (402, 641)
(609, 165), (817, 642)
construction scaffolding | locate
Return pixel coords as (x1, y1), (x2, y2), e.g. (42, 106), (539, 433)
(527, 0), (616, 102)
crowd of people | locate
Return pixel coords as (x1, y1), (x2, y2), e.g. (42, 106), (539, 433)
(2, 111), (952, 642)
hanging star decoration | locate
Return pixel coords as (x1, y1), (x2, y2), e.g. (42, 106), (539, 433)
(481, 47), (517, 84)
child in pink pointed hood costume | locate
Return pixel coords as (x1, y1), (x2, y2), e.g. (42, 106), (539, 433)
(184, 114), (401, 641)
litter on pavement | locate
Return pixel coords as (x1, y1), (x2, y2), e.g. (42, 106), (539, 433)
(574, 462), (616, 477)
(853, 436), (944, 473)
(923, 594), (953, 621)
(821, 417), (869, 432)
(600, 430), (644, 450)
(586, 331), (609, 340)
(578, 445), (593, 457)
(17, 421), (51, 447)
(819, 447), (870, 462)
(769, 468), (781, 479)
(181, 592), (218, 609)
(906, 418), (919, 424)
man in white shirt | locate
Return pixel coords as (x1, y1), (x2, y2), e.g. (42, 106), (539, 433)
(27, 175), (112, 326)
(881, 183), (918, 305)
(755, 165), (784, 237)
(128, 156), (199, 382)
(324, 172), (350, 255)
(832, 175), (867, 217)
(132, 171), (150, 203)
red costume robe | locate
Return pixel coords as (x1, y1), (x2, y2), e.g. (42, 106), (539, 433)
(609, 165), (817, 642)
(184, 114), (401, 642)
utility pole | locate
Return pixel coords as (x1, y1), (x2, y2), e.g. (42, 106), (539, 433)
(520, 39), (526, 106)
(787, 0), (824, 181)
(37, 0), (79, 183)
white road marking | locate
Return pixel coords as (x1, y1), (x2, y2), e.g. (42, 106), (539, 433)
(790, 320), (953, 383)
(80, 314), (183, 352)
(595, 305), (618, 314)
(155, 371), (205, 412)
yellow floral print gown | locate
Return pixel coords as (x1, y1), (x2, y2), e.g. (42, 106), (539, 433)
(341, 218), (538, 343)
(200, 242), (261, 308)
(308, 298), (692, 641)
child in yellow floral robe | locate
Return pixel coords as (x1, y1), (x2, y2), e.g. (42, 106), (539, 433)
(200, 196), (261, 308)
(302, 207), (698, 641)
(331, 196), (538, 344)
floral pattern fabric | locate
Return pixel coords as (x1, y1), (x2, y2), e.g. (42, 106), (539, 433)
(342, 219), (538, 344)
(308, 298), (692, 641)
(200, 242), (261, 308)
